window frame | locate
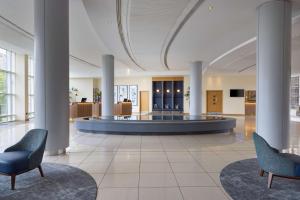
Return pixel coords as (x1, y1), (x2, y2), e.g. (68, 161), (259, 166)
(0, 48), (16, 122)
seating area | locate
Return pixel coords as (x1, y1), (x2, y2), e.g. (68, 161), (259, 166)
(1, 0), (300, 199)
(0, 129), (48, 190)
(253, 133), (300, 188)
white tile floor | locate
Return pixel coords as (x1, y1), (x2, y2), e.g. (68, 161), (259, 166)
(0, 116), (299, 200)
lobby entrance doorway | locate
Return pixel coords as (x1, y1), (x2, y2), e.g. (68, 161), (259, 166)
(207, 90), (223, 113)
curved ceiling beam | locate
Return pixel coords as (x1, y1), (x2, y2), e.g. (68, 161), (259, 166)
(116, 0), (146, 71)
(0, 14), (100, 68)
(209, 37), (256, 66)
(209, 13), (300, 69)
(162, 0), (204, 70)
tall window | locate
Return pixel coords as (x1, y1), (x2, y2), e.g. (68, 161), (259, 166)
(291, 76), (300, 109)
(28, 57), (34, 119)
(0, 48), (16, 122)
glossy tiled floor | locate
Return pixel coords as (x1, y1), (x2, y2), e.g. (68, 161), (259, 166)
(0, 116), (299, 200)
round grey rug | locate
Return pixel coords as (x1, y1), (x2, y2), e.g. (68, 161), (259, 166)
(0, 163), (97, 200)
(220, 158), (300, 200)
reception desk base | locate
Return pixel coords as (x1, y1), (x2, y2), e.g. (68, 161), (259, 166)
(75, 115), (236, 135)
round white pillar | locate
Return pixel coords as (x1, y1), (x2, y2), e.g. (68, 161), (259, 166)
(34, 0), (69, 155)
(257, 0), (291, 149)
(190, 61), (202, 116)
(101, 55), (114, 116)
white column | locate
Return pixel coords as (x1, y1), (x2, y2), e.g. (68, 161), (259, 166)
(34, 0), (69, 155)
(190, 61), (202, 116)
(257, 0), (291, 149)
(101, 55), (114, 116)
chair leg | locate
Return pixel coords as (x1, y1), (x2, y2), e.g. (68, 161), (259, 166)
(268, 172), (273, 189)
(38, 165), (44, 177)
(11, 174), (16, 190)
(259, 169), (264, 177)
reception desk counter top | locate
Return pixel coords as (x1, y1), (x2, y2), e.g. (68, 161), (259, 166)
(75, 115), (236, 134)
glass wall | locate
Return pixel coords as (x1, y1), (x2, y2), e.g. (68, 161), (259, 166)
(0, 48), (16, 122)
(28, 57), (34, 119)
(291, 76), (300, 109)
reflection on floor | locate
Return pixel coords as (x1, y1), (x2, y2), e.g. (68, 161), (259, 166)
(0, 116), (299, 200)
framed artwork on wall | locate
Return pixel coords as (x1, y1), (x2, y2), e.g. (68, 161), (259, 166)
(114, 85), (118, 103)
(129, 85), (138, 106)
(118, 85), (128, 101)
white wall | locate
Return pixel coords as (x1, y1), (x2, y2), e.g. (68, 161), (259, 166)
(93, 78), (101, 89)
(108, 75), (256, 115)
(70, 75), (256, 115)
(203, 74), (256, 115)
(70, 77), (153, 112)
(69, 78), (94, 102)
(183, 74), (256, 115)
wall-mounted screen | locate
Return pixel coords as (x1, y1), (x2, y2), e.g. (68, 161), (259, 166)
(230, 89), (244, 97)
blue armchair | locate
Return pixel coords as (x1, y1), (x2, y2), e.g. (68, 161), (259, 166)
(253, 132), (300, 188)
(0, 129), (48, 190)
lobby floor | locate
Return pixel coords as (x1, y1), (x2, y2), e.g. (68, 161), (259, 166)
(0, 116), (299, 200)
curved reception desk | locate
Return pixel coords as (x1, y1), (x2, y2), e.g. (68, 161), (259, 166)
(75, 115), (236, 134)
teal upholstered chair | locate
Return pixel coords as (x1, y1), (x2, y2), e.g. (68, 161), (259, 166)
(253, 132), (300, 188)
(0, 129), (48, 190)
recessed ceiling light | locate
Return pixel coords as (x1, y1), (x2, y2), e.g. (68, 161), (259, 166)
(208, 5), (214, 11)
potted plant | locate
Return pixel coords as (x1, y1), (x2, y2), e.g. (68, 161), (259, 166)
(93, 88), (102, 102)
(184, 86), (190, 101)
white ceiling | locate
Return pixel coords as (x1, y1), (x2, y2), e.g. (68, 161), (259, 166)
(83, 0), (300, 75)
(0, 0), (300, 77)
(128, 0), (191, 70)
(168, 0), (266, 70)
(206, 14), (300, 75)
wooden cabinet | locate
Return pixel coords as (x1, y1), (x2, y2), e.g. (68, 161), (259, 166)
(245, 90), (256, 116)
(114, 102), (132, 116)
(70, 103), (93, 118)
(70, 102), (132, 118)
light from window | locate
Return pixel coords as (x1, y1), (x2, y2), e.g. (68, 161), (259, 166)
(291, 76), (300, 109)
(28, 57), (34, 119)
(0, 48), (16, 122)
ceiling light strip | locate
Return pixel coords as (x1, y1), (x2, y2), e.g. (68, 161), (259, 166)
(0, 14), (34, 38)
(163, 0), (204, 70)
(69, 55), (100, 68)
(209, 14), (300, 68)
(0, 15), (100, 68)
(209, 37), (256, 66)
(238, 64), (256, 73)
(116, 0), (146, 71)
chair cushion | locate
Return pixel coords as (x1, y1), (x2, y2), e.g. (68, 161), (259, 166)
(281, 153), (300, 176)
(0, 151), (31, 174)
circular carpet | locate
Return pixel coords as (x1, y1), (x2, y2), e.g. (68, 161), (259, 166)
(220, 158), (300, 200)
(0, 163), (97, 200)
